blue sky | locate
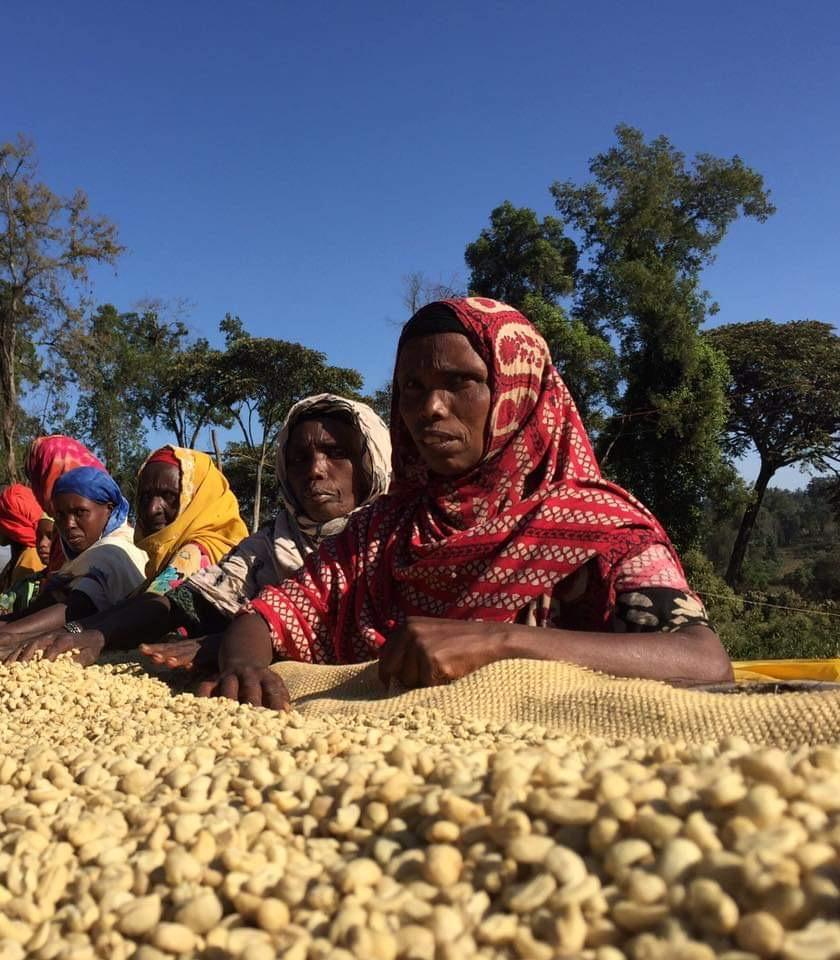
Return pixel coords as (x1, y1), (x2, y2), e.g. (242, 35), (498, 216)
(4, 0), (838, 488)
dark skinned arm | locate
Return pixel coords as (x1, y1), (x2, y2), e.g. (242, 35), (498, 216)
(378, 618), (733, 689)
(195, 613), (289, 710)
(0, 591), (99, 662)
(0, 593), (174, 665)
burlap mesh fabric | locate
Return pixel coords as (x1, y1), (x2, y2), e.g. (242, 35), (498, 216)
(268, 659), (840, 748)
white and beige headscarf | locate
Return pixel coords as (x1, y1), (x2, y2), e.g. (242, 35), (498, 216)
(184, 394), (391, 616)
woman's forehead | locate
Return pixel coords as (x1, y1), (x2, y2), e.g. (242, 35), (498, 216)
(53, 491), (96, 509)
(289, 415), (359, 446)
(139, 461), (180, 488)
(396, 332), (487, 373)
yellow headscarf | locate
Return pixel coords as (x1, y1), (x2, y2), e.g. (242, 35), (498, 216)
(135, 446), (248, 581)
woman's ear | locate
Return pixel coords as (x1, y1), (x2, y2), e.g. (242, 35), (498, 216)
(105, 503), (114, 518)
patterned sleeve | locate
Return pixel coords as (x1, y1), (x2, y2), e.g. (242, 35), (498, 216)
(241, 529), (359, 664)
(610, 544), (711, 634)
(145, 542), (211, 597)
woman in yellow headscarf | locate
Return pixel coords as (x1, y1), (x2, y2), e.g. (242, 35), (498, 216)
(133, 446), (248, 594)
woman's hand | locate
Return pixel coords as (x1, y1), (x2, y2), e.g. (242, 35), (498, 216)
(140, 634), (221, 672)
(195, 665), (290, 711)
(0, 628), (105, 667)
(378, 617), (511, 688)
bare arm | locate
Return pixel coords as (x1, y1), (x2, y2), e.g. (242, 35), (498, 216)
(194, 614), (288, 710)
(378, 619), (733, 688)
(0, 593), (174, 665)
(78, 593), (175, 651)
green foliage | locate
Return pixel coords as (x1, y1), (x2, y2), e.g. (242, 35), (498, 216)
(0, 135), (123, 479)
(519, 294), (618, 432)
(465, 201), (618, 431)
(549, 124), (773, 550)
(682, 546), (840, 661)
(149, 337), (233, 449)
(465, 201), (577, 306)
(60, 305), (170, 484)
(369, 382), (393, 426)
(220, 441), (280, 532)
(216, 318), (365, 529)
(706, 319), (840, 585)
(707, 320), (840, 470)
(599, 326), (731, 550)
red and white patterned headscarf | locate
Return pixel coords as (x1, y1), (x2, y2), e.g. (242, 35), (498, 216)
(246, 298), (682, 663)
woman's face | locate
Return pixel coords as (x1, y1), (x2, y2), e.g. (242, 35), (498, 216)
(137, 462), (181, 535)
(36, 518), (54, 565)
(53, 493), (113, 553)
(285, 416), (369, 523)
(396, 332), (492, 477)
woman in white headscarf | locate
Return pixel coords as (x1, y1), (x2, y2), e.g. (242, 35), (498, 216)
(165, 394), (392, 631)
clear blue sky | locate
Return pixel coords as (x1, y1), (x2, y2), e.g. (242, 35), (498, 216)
(5, 0), (838, 488)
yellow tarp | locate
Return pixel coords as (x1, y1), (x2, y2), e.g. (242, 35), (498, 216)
(733, 658), (840, 683)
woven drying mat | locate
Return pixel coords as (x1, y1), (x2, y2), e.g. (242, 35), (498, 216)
(269, 658), (840, 748)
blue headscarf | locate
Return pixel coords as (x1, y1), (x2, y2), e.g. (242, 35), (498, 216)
(52, 466), (130, 559)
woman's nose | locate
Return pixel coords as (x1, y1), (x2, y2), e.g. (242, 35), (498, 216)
(420, 389), (448, 420)
(306, 453), (329, 478)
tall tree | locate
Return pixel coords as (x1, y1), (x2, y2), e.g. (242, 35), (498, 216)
(705, 319), (840, 586)
(551, 125), (774, 548)
(217, 319), (364, 530)
(151, 338), (232, 449)
(0, 136), (123, 479)
(465, 202), (618, 429)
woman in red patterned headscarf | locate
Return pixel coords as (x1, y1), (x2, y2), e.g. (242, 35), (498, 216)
(198, 298), (731, 709)
(25, 435), (106, 572)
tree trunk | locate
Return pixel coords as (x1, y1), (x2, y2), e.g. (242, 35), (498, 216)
(252, 451), (265, 534)
(0, 301), (19, 482)
(210, 429), (222, 470)
(725, 459), (776, 588)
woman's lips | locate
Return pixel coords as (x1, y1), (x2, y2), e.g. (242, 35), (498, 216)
(419, 430), (459, 448)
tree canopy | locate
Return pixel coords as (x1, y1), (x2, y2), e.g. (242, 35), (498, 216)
(550, 124), (775, 548)
(0, 136), (123, 481)
(706, 319), (840, 585)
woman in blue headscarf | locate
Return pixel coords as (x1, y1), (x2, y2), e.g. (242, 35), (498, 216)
(0, 466), (148, 660)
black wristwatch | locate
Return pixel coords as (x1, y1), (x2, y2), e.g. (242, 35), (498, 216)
(64, 621), (85, 634)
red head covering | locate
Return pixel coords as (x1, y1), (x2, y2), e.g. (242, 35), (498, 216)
(25, 435), (105, 515)
(145, 447), (181, 469)
(25, 435), (106, 571)
(246, 298), (681, 663)
(0, 484), (42, 548)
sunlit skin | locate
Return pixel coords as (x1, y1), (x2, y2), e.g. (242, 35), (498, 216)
(36, 518), (54, 566)
(285, 416), (369, 523)
(52, 493), (113, 553)
(137, 462), (181, 535)
(396, 333), (492, 477)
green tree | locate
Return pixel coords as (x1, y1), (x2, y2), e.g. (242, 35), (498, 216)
(150, 338), (233, 449)
(551, 124), (774, 548)
(705, 319), (840, 586)
(369, 382), (393, 426)
(0, 136), (123, 479)
(465, 202), (618, 429)
(217, 319), (364, 530)
(465, 201), (577, 306)
(60, 306), (163, 482)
